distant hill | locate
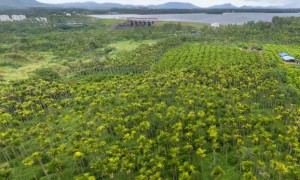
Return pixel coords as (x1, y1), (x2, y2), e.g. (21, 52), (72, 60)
(148, 2), (200, 9)
(0, 0), (295, 10)
(0, 1), (200, 10)
(0, 0), (46, 9)
(55, 2), (135, 9)
(53, 2), (200, 9)
(208, 3), (238, 9)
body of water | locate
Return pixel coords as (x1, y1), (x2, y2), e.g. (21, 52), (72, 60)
(91, 13), (300, 25)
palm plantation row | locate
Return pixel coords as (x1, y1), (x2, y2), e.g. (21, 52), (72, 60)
(0, 16), (300, 179)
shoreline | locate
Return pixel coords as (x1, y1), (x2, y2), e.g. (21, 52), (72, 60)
(90, 12), (300, 25)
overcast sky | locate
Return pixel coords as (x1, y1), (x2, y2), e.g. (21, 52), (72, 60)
(36, 0), (300, 7)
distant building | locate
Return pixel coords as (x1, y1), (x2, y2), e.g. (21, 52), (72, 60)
(0, 15), (12, 22)
(0, 15), (27, 22)
(279, 52), (295, 62)
(279, 53), (288, 57)
(35, 17), (48, 23)
(1, 15), (48, 24)
(191, 29), (196, 36)
(211, 23), (220, 28)
(11, 15), (26, 21)
(107, 12), (119, 15)
(282, 56), (295, 61)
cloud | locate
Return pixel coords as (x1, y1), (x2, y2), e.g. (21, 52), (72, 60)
(244, 0), (300, 6)
(283, 0), (300, 7)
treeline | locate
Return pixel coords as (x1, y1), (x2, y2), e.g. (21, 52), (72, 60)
(191, 16), (300, 44)
(1, 7), (300, 17)
(0, 8), (91, 17)
(100, 8), (300, 15)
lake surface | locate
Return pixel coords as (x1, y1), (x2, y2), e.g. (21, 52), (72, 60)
(91, 13), (300, 25)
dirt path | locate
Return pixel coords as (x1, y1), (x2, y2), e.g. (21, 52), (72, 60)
(259, 51), (265, 62)
(284, 61), (296, 65)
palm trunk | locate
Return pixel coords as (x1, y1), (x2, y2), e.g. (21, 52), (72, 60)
(38, 160), (50, 180)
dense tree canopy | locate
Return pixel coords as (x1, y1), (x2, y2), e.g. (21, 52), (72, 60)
(0, 15), (300, 179)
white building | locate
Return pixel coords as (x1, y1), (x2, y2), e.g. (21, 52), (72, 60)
(35, 17), (48, 23)
(211, 23), (220, 28)
(40, 18), (47, 23)
(0, 15), (12, 22)
(11, 15), (27, 21)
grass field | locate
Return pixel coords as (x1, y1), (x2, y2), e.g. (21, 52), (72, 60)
(155, 21), (207, 29)
(108, 40), (158, 51)
(92, 18), (126, 26)
(0, 52), (54, 82)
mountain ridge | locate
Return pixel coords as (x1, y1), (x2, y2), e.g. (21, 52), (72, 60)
(148, 2), (199, 9)
(0, 0), (47, 9)
(208, 3), (238, 9)
(0, 0), (295, 10)
(53, 2), (135, 9)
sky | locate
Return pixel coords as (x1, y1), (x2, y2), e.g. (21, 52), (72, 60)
(36, 0), (300, 7)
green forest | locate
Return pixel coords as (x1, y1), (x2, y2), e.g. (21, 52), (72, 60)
(0, 13), (300, 180)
